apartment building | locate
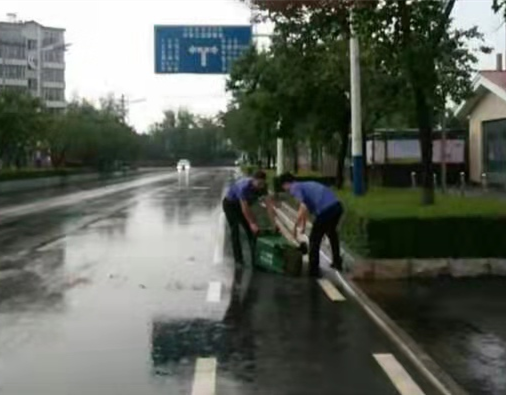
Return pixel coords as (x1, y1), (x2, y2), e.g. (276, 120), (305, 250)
(0, 19), (66, 110)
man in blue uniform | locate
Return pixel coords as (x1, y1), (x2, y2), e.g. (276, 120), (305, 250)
(279, 173), (343, 277)
(223, 170), (277, 264)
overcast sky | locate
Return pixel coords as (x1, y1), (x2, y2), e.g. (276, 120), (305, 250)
(0, 0), (503, 132)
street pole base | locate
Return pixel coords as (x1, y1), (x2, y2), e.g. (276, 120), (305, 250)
(352, 155), (365, 196)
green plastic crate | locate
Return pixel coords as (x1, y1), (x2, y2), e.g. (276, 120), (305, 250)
(255, 231), (303, 276)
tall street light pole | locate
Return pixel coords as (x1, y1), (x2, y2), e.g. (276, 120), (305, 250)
(350, 9), (364, 195)
(276, 119), (284, 175)
(440, 93), (447, 193)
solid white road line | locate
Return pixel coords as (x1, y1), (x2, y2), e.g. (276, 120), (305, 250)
(206, 281), (222, 303)
(36, 238), (66, 252)
(212, 212), (226, 265)
(374, 354), (426, 395)
(277, 205), (457, 395)
(191, 358), (217, 395)
(318, 279), (346, 302)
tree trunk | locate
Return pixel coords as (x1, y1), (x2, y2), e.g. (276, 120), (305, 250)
(318, 145), (323, 174)
(414, 87), (435, 205)
(266, 149), (272, 169)
(310, 140), (318, 171)
(292, 143), (299, 174)
(336, 128), (350, 189)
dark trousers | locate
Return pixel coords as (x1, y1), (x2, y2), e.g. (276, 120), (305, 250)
(222, 199), (254, 264)
(309, 203), (344, 274)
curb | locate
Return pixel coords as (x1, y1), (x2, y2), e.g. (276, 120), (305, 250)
(276, 202), (468, 395)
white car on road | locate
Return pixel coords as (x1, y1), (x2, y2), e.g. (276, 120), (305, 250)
(177, 159), (191, 172)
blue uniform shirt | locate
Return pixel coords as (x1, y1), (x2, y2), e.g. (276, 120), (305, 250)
(226, 178), (265, 203)
(289, 181), (339, 216)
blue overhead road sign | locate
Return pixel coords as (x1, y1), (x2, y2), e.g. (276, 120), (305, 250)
(154, 25), (252, 74)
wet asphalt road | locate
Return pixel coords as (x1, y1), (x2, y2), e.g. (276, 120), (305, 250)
(360, 279), (506, 395)
(0, 169), (438, 395)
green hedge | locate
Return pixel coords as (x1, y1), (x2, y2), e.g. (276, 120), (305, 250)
(240, 165), (258, 176)
(339, 188), (506, 258)
(0, 168), (90, 182)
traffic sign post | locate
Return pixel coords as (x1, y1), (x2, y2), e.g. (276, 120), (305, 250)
(154, 25), (252, 74)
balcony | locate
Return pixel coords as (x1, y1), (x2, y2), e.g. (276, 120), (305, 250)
(42, 61), (65, 70)
(42, 81), (65, 89)
(45, 100), (66, 109)
(0, 58), (27, 67)
(0, 78), (28, 87)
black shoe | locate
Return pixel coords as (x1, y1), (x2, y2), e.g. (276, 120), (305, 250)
(298, 242), (308, 255)
(330, 256), (343, 272)
(330, 262), (343, 271)
(309, 268), (322, 278)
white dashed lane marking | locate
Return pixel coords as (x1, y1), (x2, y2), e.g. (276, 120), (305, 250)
(206, 281), (222, 303)
(191, 358), (217, 395)
(374, 353), (426, 395)
(212, 212), (226, 265)
(318, 279), (346, 302)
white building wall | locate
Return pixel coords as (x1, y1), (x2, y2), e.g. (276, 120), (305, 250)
(469, 91), (506, 183)
(0, 20), (65, 109)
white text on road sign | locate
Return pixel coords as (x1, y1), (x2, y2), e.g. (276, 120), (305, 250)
(189, 46), (219, 67)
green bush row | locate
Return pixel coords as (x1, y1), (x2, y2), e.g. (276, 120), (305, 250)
(0, 168), (89, 182)
(368, 217), (506, 258)
(342, 214), (506, 258)
(240, 164), (259, 176)
(340, 190), (506, 259)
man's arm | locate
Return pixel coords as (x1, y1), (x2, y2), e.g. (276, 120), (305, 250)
(240, 199), (259, 234)
(293, 203), (308, 238)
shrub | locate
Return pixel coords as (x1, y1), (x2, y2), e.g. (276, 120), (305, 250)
(339, 188), (506, 258)
(0, 168), (88, 182)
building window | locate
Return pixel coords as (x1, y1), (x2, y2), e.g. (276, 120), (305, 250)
(27, 39), (37, 50)
(43, 30), (63, 47)
(0, 43), (26, 60)
(43, 50), (64, 64)
(0, 85), (28, 94)
(28, 78), (38, 91)
(0, 64), (26, 80)
(42, 68), (64, 82)
(43, 87), (64, 102)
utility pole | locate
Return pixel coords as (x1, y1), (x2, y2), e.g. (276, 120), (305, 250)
(120, 94), (126, 123)
(440, 95), (447, 193)
(350, 10), (364, 196)
(276, 119), (284, 175)
(276, 138), (284, 175)
(120, 97), (146, 124)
